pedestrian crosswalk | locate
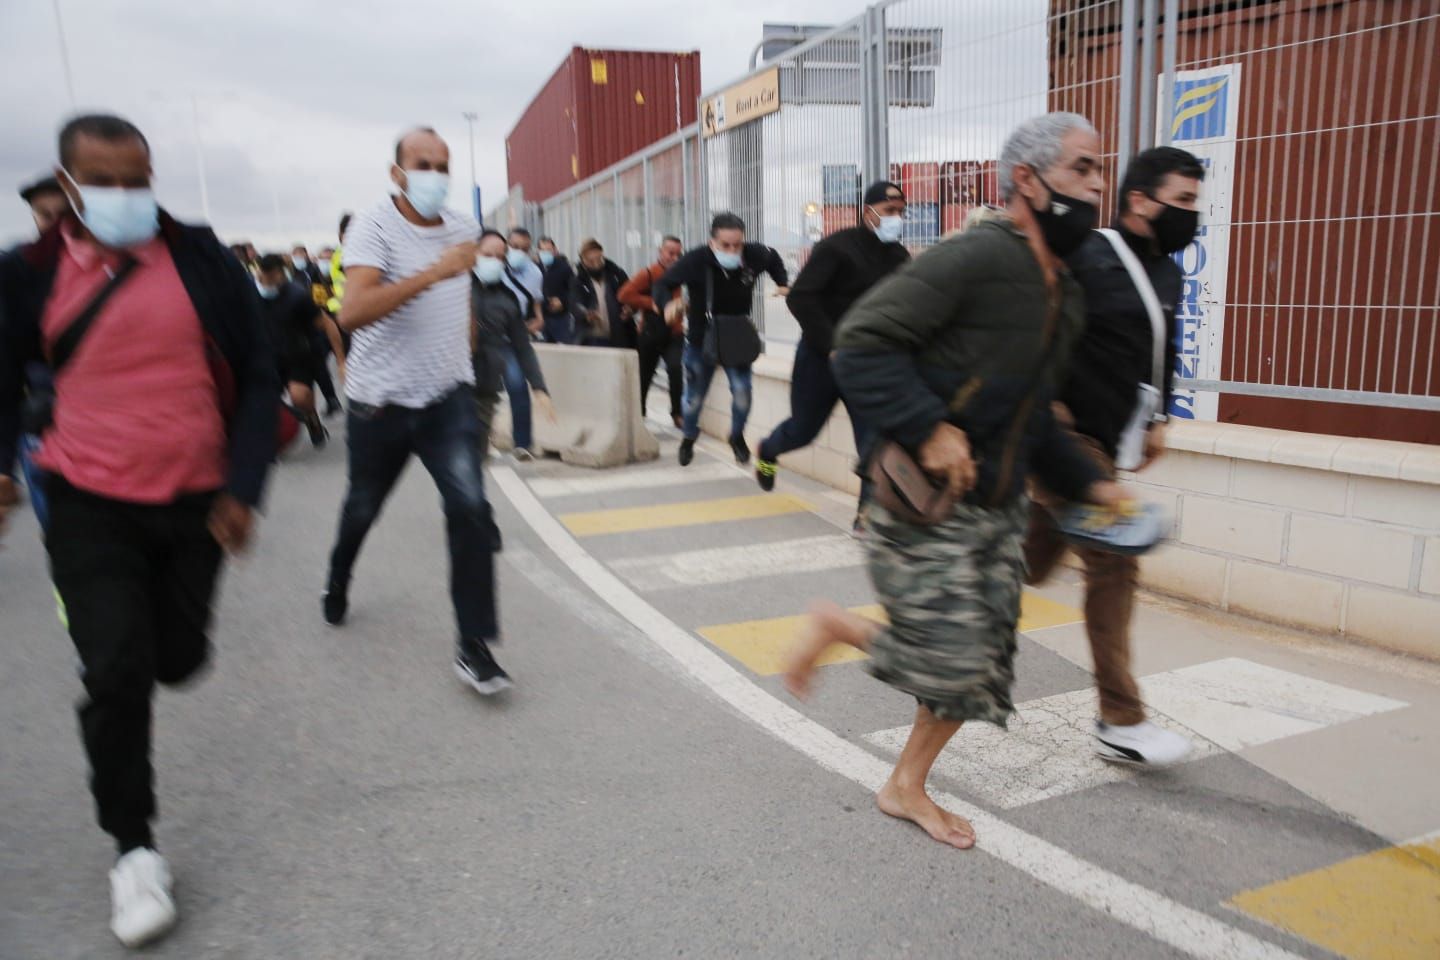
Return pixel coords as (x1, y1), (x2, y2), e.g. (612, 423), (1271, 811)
(559, 493), (813, 537)
(506, 448), (1437, 960)
(862, 658), (1407, 809)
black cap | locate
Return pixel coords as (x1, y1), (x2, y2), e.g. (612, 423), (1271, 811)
(862, 180), (905, 206)
(19, 175), (63, 204)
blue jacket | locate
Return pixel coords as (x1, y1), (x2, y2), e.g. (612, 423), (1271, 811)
(0, 212), (279, 507)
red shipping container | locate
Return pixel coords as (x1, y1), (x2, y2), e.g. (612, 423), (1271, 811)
(898, 162), (941, 205)
(822, 204), (858, 237)
(506, 47), (701, 205)
(940, 202), (967, 236)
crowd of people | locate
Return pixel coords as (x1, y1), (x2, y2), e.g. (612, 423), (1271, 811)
(0, 107), (1203, 948)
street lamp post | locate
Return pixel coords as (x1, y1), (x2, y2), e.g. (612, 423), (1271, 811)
(190, 95), (212, 224)
(51, 0), (77, 109)
(462, 111), (480, 223)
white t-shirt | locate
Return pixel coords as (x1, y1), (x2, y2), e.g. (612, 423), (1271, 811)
(341, 198), (477, 408)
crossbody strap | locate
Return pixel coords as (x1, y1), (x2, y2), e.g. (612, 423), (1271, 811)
(1098, 228), (1166, 391)
(49, 254), (140, 374)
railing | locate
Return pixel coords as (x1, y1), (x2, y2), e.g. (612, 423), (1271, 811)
(527, 0), (1440, 434)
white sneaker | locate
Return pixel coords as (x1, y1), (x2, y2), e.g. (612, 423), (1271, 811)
(110, 848), (177, 948)
(1095, 719), (1193, 767)
(512, 448), (535, 463)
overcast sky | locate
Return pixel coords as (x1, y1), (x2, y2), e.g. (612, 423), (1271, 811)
(0, 0), (855, 249)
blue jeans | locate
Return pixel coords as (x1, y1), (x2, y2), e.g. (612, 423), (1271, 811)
(326, 386), (498, 647)
(502, 348), (532, 450)
(543, 314), (575, 345)
(681, 342), (752, 441)
(19, 433), (50, 534)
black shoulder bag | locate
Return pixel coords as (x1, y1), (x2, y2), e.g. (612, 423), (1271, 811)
(21, 255), (140, 434)
(701, 265), (762, 367)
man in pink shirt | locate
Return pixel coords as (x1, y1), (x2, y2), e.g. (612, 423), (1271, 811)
(0, 114), (277, 949)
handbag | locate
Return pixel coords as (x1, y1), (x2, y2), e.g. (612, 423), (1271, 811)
(21, 255), (140, 434)
(700, 266), (762, 367)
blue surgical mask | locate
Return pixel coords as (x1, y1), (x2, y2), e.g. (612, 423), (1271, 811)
(873, 214), (904, 244)
(712, 247), (742, 270)
(256, 280), (280, 300)
(538, 250), (555, 268)
(318, 258), (331, 275)
(396, 167), (449, 219)
(507, 248), (531, 271)
(60, 168), (158, 249)
(292, 255), (308, 271)
(474, 256), (505, 285)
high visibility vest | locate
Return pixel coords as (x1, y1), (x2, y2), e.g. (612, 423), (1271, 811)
(327, 249), (346, 315)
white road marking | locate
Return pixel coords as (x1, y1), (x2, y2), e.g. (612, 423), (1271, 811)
(1137, 657), (1408, 752)
(492, 466), (1308, 960)
(526, 463), (736, 498)
(866, 689), (1219, 809)
(864, 658), (1407, 809)
(610, 534), (864, 591)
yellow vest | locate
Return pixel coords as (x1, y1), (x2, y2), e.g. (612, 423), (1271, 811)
(327, 249), (346, 315)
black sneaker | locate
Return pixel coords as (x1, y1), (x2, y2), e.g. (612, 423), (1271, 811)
(305, 414), (329, 450)
(730, 435), (751, 465)
(454, 642), (512, 696)
(678, 438), (695, 467)
(756, 458), (777, 491)
(322, 584), (348, 626)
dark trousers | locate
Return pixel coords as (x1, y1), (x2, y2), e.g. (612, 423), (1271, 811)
(760, 339), (871, 467)
(46, 479), (224, 853)
(543, 314), (575, 345)
(1023, 435), (1145, 726)
(638, 317), (683, 419)
(310, 330), (340, 407)
(326, 386), (498, 648)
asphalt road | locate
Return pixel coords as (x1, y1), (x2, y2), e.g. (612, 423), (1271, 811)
(2, 423), (1436, 960)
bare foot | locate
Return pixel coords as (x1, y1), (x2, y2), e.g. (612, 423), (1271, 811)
(876, 781), (976, 850)
(782, 601), (873, 700)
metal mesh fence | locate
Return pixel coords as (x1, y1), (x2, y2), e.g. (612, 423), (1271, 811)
(529, 0), (1439, 433)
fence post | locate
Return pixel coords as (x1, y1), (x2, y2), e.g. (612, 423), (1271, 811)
(1118, 0), (1138, 172)
(861, 2), (890, 186)
(1159, 0), (1178, 146)
(1138, 0), (1159, 150)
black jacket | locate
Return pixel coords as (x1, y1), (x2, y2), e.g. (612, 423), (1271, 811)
(652, 243), (789, 346)
(570, 259), (634, 347)
(262, 281), (321, 379)
(541, 257), (575, 319)
(0, 212), (279, 507)
(472, 277), (546, 396)
(833, 217), (1101, 506)
(1062, 226), (1181, 458)
(787, 226), (910, 356)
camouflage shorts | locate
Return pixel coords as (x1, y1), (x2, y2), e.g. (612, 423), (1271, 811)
(863, 499), (1028, 727)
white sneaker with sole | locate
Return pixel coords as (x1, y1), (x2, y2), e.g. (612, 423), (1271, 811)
(110, 848), (177, 948)
(1095, 719), (1193, 767)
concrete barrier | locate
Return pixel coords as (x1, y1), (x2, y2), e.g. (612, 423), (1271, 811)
(492, 343), (659, 468)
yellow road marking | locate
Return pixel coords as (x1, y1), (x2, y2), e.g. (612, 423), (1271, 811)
(1229, 837), (1440, 960)
(559, 494), (812, 537)
(698, 595), (1082, 676)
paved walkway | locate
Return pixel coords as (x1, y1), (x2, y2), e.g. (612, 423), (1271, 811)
(2, 417), (1437, 959)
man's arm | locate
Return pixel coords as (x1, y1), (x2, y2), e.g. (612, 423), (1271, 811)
(785, 240), (844, 355)
(338, 242), (478, 332)
(751, 243), (790, 289)
(618, 265), (658, 314)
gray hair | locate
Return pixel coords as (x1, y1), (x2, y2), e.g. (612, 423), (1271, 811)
(998, 112), (1096, 199)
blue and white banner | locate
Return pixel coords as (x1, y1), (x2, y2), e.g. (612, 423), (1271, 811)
(1162, 63), (1241, 421)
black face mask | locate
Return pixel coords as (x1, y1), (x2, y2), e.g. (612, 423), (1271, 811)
(1032, 174), (1098, 257)
(586, 265), (606, 279)
(1148, 199), (1200, 255)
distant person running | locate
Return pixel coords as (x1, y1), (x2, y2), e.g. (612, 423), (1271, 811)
(618, 235), (686, 427)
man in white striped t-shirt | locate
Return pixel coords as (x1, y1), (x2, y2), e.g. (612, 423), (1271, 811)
(322, 127), (512, 695)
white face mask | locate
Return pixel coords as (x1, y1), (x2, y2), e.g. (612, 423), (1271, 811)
(473, 256), (505, 285)
(395, 166), (449, 219)
(59, 167), (159, 249)
(869, 207), (905, 244)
